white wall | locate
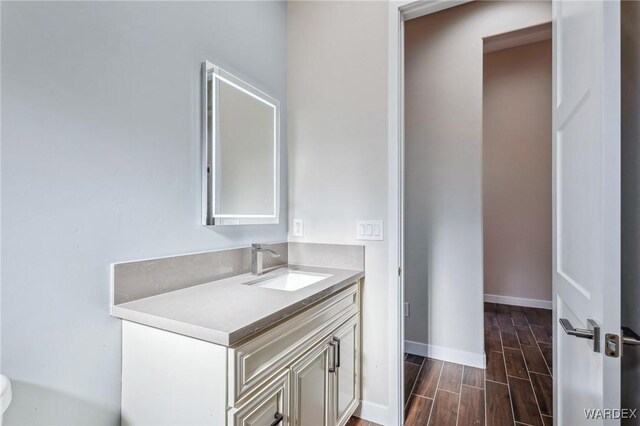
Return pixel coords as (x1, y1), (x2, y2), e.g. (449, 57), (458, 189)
(1, 2), (287, 424)
(287, 0), (389, 413)
(483, 40), (552, 304)
(621, 1), (640, 420)
(404, 1), (551, 356)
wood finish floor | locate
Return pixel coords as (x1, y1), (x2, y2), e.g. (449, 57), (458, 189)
(345, 416), (383, 426)
(402, 303), (553, 426)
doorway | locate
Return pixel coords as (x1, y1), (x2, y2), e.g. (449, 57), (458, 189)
(400, 2), (553, 424)
(391, 1), (626, 425)
(482, 27), (554, 426)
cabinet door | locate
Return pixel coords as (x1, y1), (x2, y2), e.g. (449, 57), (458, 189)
(290, 341), (331, 426)
(230, 370), (289, 426)
(332, 316), (360, 426)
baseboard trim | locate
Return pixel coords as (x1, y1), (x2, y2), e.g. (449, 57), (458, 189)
(484, 294), (552, 310)
(354, 400), (388, 425)
(404, 340), (486, 369)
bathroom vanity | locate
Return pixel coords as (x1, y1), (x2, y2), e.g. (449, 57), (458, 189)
(109, 64), (364, 425)
(111, 243), (364, 426)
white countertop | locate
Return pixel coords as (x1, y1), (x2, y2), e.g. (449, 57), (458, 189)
(111, 264), (364, 347)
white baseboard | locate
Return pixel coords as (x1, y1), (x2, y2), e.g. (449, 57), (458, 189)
(354, 400), (388, 426)
(484, 293), (552, 310)
(404, 340), (486, 369)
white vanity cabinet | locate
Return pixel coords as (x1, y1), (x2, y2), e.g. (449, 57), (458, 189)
(121, 280), (361, 426)
(290, 339), (331, 426)
(332, 316), (360, 426)
(228, 370), (289, 426)
(288, 315), (360, 426)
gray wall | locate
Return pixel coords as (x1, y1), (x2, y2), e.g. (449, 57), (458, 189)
(622, 1), (640, 423)
(404, 1), (551, 356)
(483, 40), (552, 303)
(0, 2), (287, 424)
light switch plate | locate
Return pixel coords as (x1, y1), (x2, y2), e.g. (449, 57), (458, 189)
(356, 220), (383, 241)
(404, 302), (410, 317)
(292, 218), (304, 237)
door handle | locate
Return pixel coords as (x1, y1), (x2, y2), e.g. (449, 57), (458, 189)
(270, 412), (284, 426)
(559, 318), (600, 352)
(333, 336), (341, 368)
(622, 327), (640, 346)
(328, 341), (336, 373)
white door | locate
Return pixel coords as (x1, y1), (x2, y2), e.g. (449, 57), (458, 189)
(553, 0), (621, 424)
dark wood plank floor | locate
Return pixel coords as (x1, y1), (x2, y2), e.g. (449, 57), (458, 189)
(345, 416), (382, 426)
(401, 303), (553, 426)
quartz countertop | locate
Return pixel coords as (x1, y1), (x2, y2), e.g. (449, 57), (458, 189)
(111, 264), (364, 347)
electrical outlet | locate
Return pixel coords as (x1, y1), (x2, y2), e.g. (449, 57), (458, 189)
(292, 218), (304, 237)
(404, 302), (410, 317)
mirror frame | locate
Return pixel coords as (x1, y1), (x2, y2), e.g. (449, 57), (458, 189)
(201, 61), (280, 226)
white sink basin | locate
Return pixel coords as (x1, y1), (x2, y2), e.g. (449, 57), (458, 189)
(246, 269), (332, 292)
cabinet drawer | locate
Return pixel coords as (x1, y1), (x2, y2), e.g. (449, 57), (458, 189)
(228, 282), (360, 406)
(228, 369), (289, 426)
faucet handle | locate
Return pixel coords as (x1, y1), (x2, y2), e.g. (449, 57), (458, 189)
(251, 243), (280, 258)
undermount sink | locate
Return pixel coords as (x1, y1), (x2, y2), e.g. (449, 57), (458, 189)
(246, 269), (332, 292)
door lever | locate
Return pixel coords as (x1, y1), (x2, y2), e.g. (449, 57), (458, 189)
(622, 327), (640, 346)
(559, 318), (600, 352)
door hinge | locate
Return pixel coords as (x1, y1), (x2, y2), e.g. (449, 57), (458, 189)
(398, 267), (402, 277)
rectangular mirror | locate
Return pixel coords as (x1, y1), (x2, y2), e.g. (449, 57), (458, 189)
(202, 62), (280, 225)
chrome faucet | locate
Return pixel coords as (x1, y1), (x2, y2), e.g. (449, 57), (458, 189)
(251, 243), (281, 276)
